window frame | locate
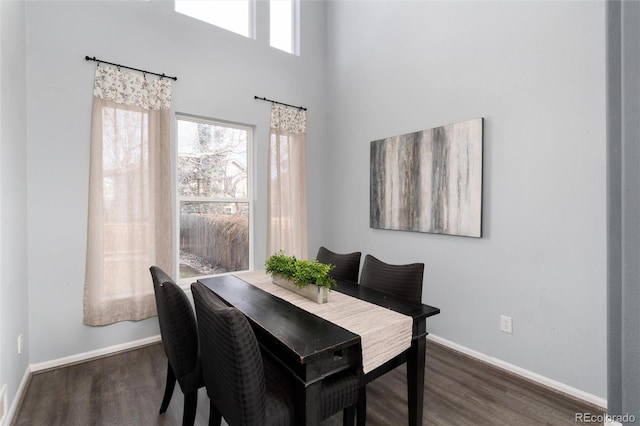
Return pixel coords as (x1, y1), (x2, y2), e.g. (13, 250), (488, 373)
(174, 113), (254, 285)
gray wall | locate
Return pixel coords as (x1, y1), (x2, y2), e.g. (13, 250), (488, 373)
(15, 0), (609, 410)
(0, 0), (29, 410)
(25, 0), (328, 364)
(326, 1), (607, 398)
(607, 1), (640, 421)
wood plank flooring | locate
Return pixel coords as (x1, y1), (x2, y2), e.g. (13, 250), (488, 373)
(12, 340), (604, 426)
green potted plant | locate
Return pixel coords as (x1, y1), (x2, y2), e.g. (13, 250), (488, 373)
(265, 250), (335, 303)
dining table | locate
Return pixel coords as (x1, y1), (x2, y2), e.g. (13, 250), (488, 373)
(197, 271), (440, 426)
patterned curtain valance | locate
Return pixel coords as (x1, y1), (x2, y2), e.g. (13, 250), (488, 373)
(93, 65), (172, 110)
(270, 103), (306, 133)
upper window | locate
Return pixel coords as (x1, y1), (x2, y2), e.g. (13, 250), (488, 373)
(174, 0), (299, 55)
(176, 116), (253, 281)
(270, 0), (296, 54)
(175, 0), (253, 38)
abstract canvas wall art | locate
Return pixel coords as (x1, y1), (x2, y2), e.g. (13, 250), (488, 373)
(370, 118), (483, 238)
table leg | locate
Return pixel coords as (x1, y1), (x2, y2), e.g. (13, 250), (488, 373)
(407, 336), (426, 426)
(295, 380), (322, 426)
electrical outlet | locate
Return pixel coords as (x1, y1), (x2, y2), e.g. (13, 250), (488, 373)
(500, 315), (513, 334)
(18, 333), (24, 355)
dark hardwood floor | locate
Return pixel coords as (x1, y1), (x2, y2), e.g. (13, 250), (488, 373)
(12, 340), (604, 426)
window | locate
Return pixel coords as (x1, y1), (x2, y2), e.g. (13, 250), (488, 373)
(85, 64), (172, 325)
(176, 116), (253, 281)
(270, 0), (297, 54)
(174, 0), (300, 55)
(175, 0), (253, 38)
(101, 106), (151, 297)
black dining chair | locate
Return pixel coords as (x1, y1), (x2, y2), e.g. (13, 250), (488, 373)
(316, 246), (362, 282)
(356, 254), (425, 424)
(191, 281), (361, 425)
(359, 254), (424, 305)
(149, 266), (204, 426)
(191, 281), (296, 426)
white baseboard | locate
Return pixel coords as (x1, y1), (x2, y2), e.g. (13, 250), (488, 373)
(427, 334), (607, 409)
(30, 335), (161, 373)
(5, 335), (162, 425)
(0, 384), (7, 426)
(3, 366), (31, 426)
(5, 333), (610, 424)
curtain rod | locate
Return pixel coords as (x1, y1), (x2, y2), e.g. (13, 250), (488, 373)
(254, 96), (307, 111)
(85, 56), (178, 81)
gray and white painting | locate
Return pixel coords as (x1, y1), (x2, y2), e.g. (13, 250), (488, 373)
(370, 118), (483, 238)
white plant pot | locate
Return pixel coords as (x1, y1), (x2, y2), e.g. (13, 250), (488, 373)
(271, 274), (330, 304)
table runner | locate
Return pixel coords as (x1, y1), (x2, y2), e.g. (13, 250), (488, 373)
(234, 270), (413, 374)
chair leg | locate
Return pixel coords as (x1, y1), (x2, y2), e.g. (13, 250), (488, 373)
(209, 400), (222, 426)
(160, 361), (176, 414)
(356, 385), (366, 426)
(343, 405), (356, 425)
(182, 390), (198, 426)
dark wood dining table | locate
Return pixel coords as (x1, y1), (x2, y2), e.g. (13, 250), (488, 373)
(198, 273), (440, 426)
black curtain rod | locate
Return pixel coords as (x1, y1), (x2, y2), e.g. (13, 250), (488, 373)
(254, 96), (307, 111)
(85, 56), (177, 81)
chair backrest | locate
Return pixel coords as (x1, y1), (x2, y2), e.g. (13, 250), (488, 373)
(191, 282), (267, 426)
(359, 254), (424, 303)
(149, 266), (199, 389)
(316, 246), (362, 282)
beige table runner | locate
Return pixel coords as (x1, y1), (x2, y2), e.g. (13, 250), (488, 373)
(234, 270), (413, 374)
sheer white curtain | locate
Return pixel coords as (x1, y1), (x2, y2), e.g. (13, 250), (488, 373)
(84, 65), (173, 326)
(267, 104), (308, 259)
